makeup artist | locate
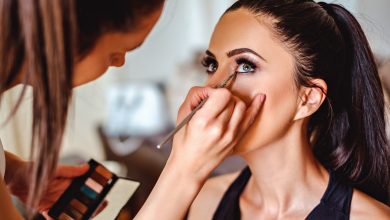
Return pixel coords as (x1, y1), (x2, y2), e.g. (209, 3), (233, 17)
(0, 0), (264, 219)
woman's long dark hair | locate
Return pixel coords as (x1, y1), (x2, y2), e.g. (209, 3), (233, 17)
(227, 0), (390, 204)
(0, 0), (163, 216)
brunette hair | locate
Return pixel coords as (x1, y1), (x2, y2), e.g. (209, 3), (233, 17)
(226, 0), (390, 204)
(0, 0), (163, 216)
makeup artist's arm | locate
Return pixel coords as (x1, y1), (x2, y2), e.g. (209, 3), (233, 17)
(4, 151), (88, 211)
(136, 87), (265, 220)
(4, 151), (27, 185)
(0, 178), (24, 220)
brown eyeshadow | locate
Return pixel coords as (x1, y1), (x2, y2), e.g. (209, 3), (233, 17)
(70, 199), (88, 214)
(90, 171), (108, 186)
(95, 165), (113, 180)
(65, 206), (83, 220)
(58, 213), (74, 220)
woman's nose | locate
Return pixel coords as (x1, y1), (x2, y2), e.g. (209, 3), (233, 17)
(110, 54), (125, 67)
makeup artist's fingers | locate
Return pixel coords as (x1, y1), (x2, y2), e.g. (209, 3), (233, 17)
(178, 86), (232, 122)
(195, 88), (233, 120)
(177, 86), (211, 121)
(213, 96), (239, 132)
(220, 98), (247, 146)
(56, 164), (89, 178)
(196, 100), (236, 143)
(188, 86), (212, 110)
(236, 94), (266, 138)
(93, 200), (108, 217)
(41, 211), (54, 220)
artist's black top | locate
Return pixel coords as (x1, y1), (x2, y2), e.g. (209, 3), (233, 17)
(213, 167), (353, 220)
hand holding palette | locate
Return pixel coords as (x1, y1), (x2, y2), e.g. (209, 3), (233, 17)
(46, 159), (139, 220)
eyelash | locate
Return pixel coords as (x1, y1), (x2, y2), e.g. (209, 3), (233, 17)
(235, 57), (257, 74)
(201, 57), (218, 74)
(201, 56), (258, 75)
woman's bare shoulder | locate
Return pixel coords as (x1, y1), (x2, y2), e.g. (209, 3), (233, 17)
(350, 189), (390, 219)
(187, 172), (240, 220)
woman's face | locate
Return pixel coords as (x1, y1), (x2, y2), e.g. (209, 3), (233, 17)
(203, 8), (301, 154)
(72, 6), (163, 86)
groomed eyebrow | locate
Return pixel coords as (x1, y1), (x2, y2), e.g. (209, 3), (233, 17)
(227, 48), (266, 62)
(205, 50), (216, 58)
(205, 48), (266, 62)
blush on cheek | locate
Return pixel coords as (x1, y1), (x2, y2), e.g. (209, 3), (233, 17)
(231, 77), (264, 104)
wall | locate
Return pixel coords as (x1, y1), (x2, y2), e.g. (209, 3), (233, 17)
(321, 0), (390, 58)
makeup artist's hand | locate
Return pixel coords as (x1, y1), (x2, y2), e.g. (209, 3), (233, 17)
(37, 164), (90, 212)
(8, 163), (89, 211)
(136, 86), (264, 220)
(170, 86), (265, 181)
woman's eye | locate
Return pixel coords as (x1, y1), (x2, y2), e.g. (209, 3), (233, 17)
(236, 62), (255, 73)
(207, 63), (218, 73)
(201, 58), (218, 74)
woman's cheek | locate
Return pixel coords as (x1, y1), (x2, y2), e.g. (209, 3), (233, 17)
(232, 74), (298, 153)
(231, 75), (264, 104)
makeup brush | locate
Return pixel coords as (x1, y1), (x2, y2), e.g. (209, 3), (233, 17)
(157, 72), (238, 149)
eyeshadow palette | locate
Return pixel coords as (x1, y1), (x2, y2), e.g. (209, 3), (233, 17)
(45, 159), (139, 220)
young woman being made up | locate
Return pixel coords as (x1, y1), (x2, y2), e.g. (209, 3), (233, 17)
(0, 0), (264, 219)
(188, 0), (390, 219)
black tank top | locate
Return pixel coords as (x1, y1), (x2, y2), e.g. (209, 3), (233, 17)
(213, 167), (353, 220)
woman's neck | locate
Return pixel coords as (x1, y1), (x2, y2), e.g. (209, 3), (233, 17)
(240, 122), (329, 217)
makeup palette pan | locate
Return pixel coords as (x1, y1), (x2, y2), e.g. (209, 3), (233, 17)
(43, 159), (139, 220)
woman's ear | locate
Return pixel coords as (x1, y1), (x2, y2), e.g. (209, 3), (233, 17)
(294, 79), (327, 121)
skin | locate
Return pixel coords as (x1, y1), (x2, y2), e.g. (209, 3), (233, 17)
(1, 4), (265, 220)
(188, 8), (390, 220)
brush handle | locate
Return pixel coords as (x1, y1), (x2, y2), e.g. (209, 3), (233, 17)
(156, 97), (208, 149)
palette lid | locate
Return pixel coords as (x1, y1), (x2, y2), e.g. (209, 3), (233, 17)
(0, 139), (5, 178)
(93, 178), (140, 219)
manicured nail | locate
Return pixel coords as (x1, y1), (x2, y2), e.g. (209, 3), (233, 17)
(254, 93), (266, 105)
(260, 94), (266, 103)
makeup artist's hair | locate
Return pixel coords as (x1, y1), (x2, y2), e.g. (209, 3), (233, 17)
(226, 0), (390, 204)
(0, 0), (163, 216)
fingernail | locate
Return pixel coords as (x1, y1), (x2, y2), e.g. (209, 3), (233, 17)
(254, 93), (266, 104)
(259, 94), (266, 103)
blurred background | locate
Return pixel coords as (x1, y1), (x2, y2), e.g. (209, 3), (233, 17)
(1, 0), (390, 218)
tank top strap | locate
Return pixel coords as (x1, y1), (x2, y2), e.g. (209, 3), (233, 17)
(306, 170), (353, 219)
(212, 167), (251, 220)
(320, 170), (353, 215)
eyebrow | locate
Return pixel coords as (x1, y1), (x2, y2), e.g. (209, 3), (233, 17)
(205, 50), (216, 58)
(205, 48), (266, 62)
(227, 48), (266, 61)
